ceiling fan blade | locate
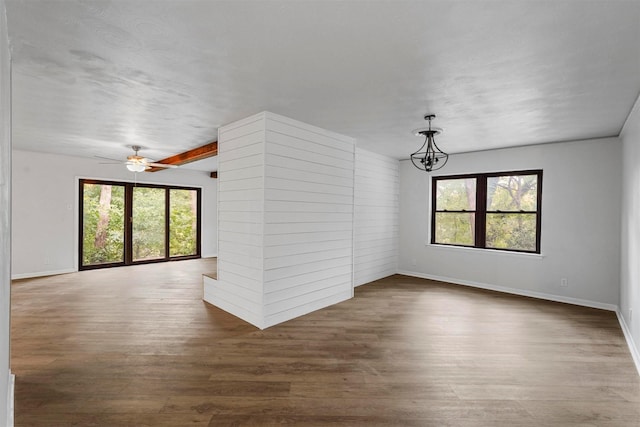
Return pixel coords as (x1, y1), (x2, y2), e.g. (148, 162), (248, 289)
(95, 155), (124, 163)
(146, 162), (178, 168)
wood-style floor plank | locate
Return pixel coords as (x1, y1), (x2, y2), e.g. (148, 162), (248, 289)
(11, 258), (640, 426)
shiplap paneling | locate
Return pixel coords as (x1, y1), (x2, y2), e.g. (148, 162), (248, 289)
(263, 113), (355, 328)
(210, 120), (398, 327)
(206, 112), (355, 329)
(266, 154), (354, 178)
(264, 289), (353, 330)
(264, 230), (351, 246)
(203, 276), (262, 327)
(203, 113), (266, 328)
(353, 148), (399, 287)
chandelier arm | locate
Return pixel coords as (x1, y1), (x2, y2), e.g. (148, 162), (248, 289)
(410, 156), (425, 171)
(430, 138), (448, 156)
(428, 143), (448, 171)
(410, 135), (429, 156)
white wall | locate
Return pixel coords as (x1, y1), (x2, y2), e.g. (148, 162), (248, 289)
(620, 93), (640, 372)
(0, 0), (13, 423)
(399, 137), (622, 309)
(11, 150), (217, 278)
(354, 148), (399, 286)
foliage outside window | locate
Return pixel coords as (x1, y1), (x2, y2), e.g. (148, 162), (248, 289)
(131, 186), (167, 262)
(80, 180), (201, 269)
(169, 189), (200, 257)
(431, 170), (542, 253)
(82, 183), (126, 266)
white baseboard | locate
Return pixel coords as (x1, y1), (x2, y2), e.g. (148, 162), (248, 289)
(7, 371), (14, 427)
(12, 257), (218, 280)
(201, 253), (218, 259)
(616, 310), (640, 376)
(397, 270), (619, 312)
(11, 268), (76, 280)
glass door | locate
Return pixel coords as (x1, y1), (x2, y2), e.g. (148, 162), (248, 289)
(79, 179), (201, 270)
(169, 188), (199, 257)
(131, 187), (166, 262)
(80, 181), (126, 268)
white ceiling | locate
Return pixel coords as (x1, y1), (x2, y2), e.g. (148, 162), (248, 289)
(5, 0), (640, 167)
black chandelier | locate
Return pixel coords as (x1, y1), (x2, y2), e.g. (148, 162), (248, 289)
(410, 114), (448, 172)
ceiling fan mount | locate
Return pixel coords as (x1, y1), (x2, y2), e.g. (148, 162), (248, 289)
(128, 145), (143, 160)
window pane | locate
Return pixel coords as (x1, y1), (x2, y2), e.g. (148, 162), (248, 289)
(170, 189), (198, 257)
(82, 183), (125, 266)
(132, 187), (166, 261)
(486, 213), (536, 251)
(435, 212), (475, 246)
(436, 178), (476, 211)
(487, 174), (538, 211)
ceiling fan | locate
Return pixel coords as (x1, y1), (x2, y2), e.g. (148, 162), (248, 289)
(97, 145), (178, 172)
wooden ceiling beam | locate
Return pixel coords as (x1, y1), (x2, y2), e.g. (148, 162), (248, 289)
(146, 141), (218, 172)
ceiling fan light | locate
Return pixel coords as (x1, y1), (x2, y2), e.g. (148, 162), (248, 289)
(126, 163), (146, 173)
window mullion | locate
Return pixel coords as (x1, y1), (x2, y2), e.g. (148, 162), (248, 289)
(536, 170), (543, 253)
(78, 180), (85, 268)
(430, 176), (437, 244)
(125, 184), (133, 265)
(165, 187), (170, 260)
(476, 175), (487, 248)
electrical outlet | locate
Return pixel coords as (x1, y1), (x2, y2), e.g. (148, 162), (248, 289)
(44, 257), (51, 266)
(630, 309), (633, 322)
(560, 278), (568, 287)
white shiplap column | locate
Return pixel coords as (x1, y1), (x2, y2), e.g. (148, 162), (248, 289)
(204, 112), (356, 329)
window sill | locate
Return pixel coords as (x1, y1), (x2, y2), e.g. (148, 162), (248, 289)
(425, 243), (545, 259)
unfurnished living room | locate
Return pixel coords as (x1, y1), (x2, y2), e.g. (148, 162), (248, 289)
(1, 1), (640, 426)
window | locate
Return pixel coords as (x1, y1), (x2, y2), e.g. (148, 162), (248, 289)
(431, 170), (542, 253)
(79, 180), (201, 269)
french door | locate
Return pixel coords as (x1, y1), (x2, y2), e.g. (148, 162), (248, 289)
(79, 179), (201, 270)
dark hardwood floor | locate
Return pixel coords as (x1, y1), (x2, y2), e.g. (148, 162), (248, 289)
(11, 258), (640, 426)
